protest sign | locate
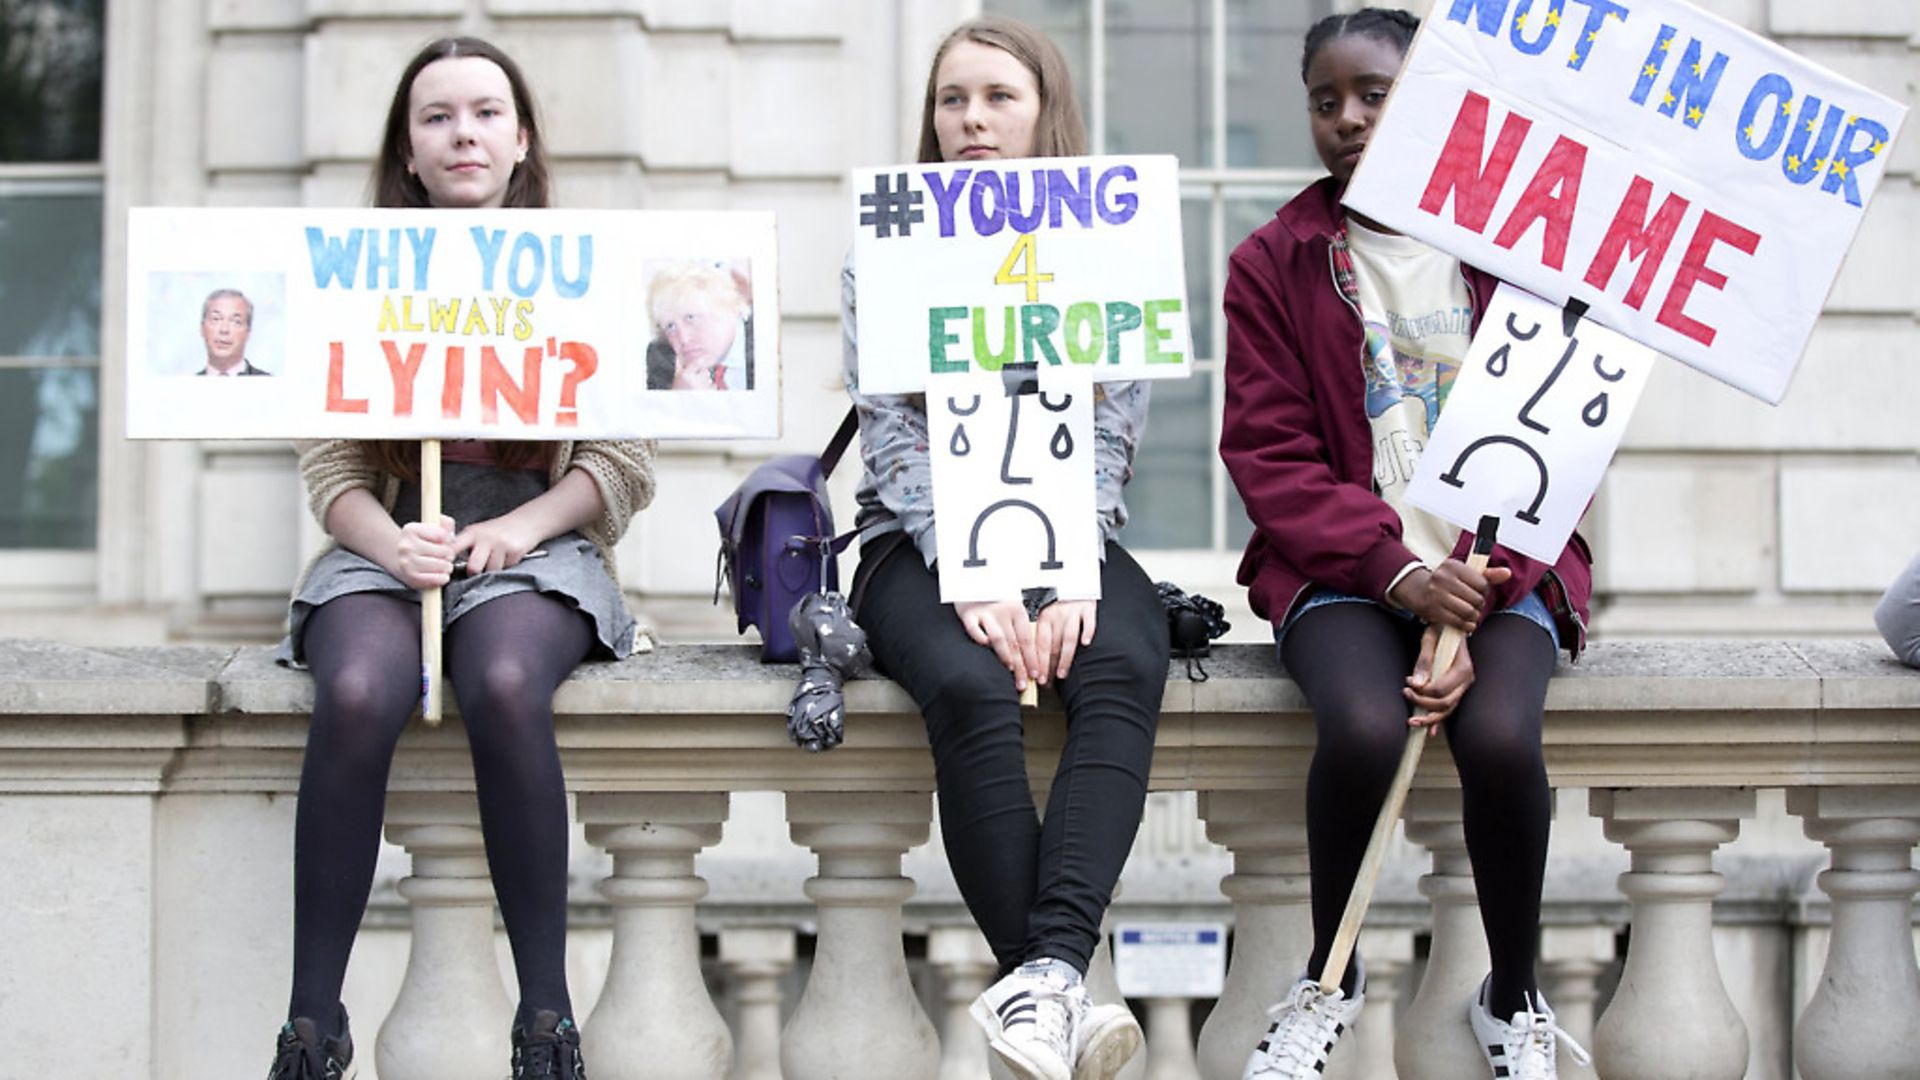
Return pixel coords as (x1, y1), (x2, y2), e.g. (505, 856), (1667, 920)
(1343, 0), (1906, 404)
(1409, 284), (1656, 563)
(125, 207), (779, 439)
(927, 365), (1099, 603)
(852, 155), (1193, 395)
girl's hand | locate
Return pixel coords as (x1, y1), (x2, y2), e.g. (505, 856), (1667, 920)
(395, 514), (458, 589)
(450, 515), (544, 576)
(1034, 599), (1097, 685)
(954, 599), (1038, 692)
(1405, 624), (1474, 729)
(1390, 560), (1512, 633)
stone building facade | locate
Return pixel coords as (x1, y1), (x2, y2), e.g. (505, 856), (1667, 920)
(2, 0), (1913, 647)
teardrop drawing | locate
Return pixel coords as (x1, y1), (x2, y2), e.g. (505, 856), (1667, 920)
(1582, 393), (1609, 428)
(1487, 344), (1511, 377)
(951, 424), (972, 455)
(1050, 423), (1073, 459)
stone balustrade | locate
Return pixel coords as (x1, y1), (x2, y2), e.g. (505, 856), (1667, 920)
(1, 639), (1918, 1079)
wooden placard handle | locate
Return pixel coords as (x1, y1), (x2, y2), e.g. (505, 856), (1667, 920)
(1319, 515), (1500, 995)
(420, 439), (444, 724)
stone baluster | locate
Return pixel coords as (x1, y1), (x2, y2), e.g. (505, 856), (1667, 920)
(1539, 925), (1614, 1080)
(1590, 788), (1755, 1080)
(1193, 791), (1313, 1079)
(577, 792), (732, 1078)
(1140, 998), (1200, 1080)
(783, 792), (940, 1080)
(376, 793), (513, 1079)
(1084, 919), (1147, 1080)
(721, 926), (797, 1080)
(1395, 790), (1488, 1080)
(1786, 786), (1920, 1080)
(928, 924), (996, 1080)
(1331, 927), (1412, 1080)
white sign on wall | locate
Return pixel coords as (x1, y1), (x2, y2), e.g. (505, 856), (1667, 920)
(852, 155), (1193, 395)
(1343, 0), (1906, 404)
(1112, 923), (1228, 999)
(1408, 285), (1657, 564)
(926, 365), (1099, 603)
(126, 207), (780, 439)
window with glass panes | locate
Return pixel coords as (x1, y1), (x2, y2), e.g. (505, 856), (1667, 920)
(986, 0), (1333, 559)
(0, 0), (103, 551)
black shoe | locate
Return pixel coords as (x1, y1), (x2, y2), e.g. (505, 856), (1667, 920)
(267, 1015), (355, 1080)
(511, 1010), (587, 1079)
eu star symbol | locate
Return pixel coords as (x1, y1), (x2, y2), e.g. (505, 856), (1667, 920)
(1514, 12), (1527, 29)
(1871, 139), (1888, 156)
(1663, 91), (1676, 108)
(1643, 63), (1659, 78)
(1744, 124), (1755, 141)
(1687, 105), (1704, 125)
(1787, 154), (1802, 170)
(1545, 9), (1561, 26)
(1658, 36), (1672, 52)
(1781, 101), (1793, 117)
(1691, 61), (1704, 76)
(1831, 160), (1850, 179)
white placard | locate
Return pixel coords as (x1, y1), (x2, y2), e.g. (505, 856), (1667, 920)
(927, 365), (1099, 602)
(852, 155), (1193, 395)
(126, 207), (781, 439)
(1112, 923), (1228, 999)
(1343, 0), (1905, 404)
(1408, 284), (1656, 563)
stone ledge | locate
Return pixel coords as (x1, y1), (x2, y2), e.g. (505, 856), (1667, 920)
(3, 638), (1918, 792)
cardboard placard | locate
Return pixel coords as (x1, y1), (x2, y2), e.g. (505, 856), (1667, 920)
(1344, 0), (1906, 404)
(852, 155), (1193, 395)
(126, 207), (780, 439)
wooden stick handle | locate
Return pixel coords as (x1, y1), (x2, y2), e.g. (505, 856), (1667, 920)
(1319, 525), (1498, 994)
(420, 439), (444, 724)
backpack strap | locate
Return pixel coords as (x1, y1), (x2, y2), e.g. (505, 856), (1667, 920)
(819, 406), (859, 480)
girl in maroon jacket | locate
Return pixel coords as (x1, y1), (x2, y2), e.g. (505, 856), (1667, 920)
(1220, 11), (1593, 1080)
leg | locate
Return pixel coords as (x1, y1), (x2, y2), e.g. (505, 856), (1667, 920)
(1442, 613), (1557, 1018)
(1025, 543), (1168, 973)
(444, 591), (593, 1023)
(289, 592), (422, 1027)
(1280, 602), (1423, 989)
(858, 547), (1038, 974)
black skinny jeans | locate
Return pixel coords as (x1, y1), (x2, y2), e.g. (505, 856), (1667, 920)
(857, 540), (1168, 976)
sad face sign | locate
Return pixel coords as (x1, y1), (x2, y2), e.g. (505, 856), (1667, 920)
(1408, 284), (1658, 564)
(927, 363), (1099, 603)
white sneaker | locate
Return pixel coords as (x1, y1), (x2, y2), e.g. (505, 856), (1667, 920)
(1072, 1000), (1142, 1080)
(971, 964), (1078, 1080)
(1468, 976), (1592, 1080)
(1242, 975), (1365, 1079)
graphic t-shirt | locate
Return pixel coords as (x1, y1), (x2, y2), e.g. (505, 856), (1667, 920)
(1345, 218), (1471, 568)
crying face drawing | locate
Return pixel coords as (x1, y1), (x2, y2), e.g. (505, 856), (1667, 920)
(926, 364), (1100, 602)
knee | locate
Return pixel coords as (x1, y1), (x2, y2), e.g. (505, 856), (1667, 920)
(1312, 698), (1410, 776)
(314, 660), (412, 727)
(1448, 716), (1545, 785)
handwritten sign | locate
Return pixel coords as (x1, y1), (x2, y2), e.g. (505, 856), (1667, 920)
(1343, 0), (1906, 404)
(852, 155), (1193, 395)
(927, 365), (1099, 602)
(125, 208), (780, 439)
(1409, 285), (1656, 563)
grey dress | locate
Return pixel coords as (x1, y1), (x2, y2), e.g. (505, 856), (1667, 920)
(274, 460), (638, 665)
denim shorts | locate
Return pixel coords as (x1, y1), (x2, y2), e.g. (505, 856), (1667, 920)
(1274, 585), (1559, 662)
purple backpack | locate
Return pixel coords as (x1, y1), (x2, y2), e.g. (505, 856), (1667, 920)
(714, 410), (858, 662)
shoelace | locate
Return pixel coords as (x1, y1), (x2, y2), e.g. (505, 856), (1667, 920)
(270, 1032), (336, 1080)
(513, 1039), (575, 1079)
(1504, 997), (1593, 1077)
(1249, 982), (1347, 1076)
(1022, 985), (1077, 1060)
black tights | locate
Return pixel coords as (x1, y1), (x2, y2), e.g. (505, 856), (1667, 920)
(1281, 602), (1555, 1017)
(858, 542), (1168, 978)
(288, 590), (592, 1030)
